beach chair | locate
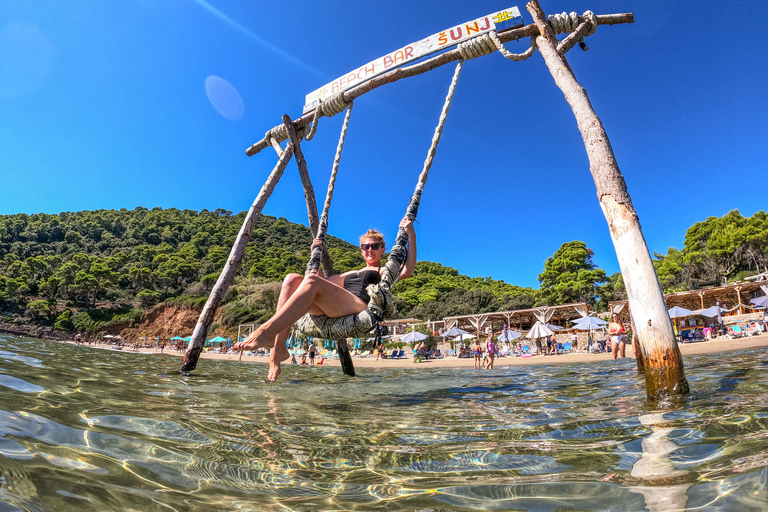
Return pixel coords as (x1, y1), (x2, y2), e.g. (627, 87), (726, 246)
(395, 349), (405, 359)
(729, 326), (745, 338)
(387, 349), (397, 358)
(521, 345), (530, 355)
(562, 342), (572, 353)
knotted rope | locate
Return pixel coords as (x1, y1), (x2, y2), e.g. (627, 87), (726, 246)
(548, 10), (597, 36)
(458, 10), (597, 63)
(304, 91), (350, 142)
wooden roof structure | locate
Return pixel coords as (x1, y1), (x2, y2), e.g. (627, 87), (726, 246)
(428, 302), (590, 335)
(610, 280), (768, 321)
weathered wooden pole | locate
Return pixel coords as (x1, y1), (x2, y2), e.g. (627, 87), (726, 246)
(282, 115), (335, 275)
(527, 0), (688, 398)
(180, 143), (295, 373)
(283, 114), (355, 376)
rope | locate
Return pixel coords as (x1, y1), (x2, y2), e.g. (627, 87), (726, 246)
(294, 63), (463, 340)
(264, 124), (288, 147)
(306, 102), (354, 274)
(458, 35), (495, 60)
(489, 31), (537, 61)
(386, 59), (463, 288)
(304, 91), (350, 142)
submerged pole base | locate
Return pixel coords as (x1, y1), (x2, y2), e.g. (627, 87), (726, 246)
(643, 348), (690, 400)
(180, 346), (203, 374)
(336, 339), (356, 376)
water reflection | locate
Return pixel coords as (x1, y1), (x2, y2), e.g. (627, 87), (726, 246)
(0, 334), (767, 510)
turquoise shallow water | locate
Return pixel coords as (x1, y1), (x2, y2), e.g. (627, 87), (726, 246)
(0, 334), (767, 511)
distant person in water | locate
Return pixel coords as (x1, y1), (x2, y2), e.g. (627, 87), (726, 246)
(234, 217), (417, 382)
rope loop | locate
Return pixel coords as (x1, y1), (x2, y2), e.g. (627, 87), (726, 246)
(583, 10), (598, 37)
(304, 92), (349, 141)
(488, 31), (537, 61)
(458, 34), (496, 60)
(322, 92), (349, 118)
(549, 10), (597, 37)
(548, 11), (580, 34)
(264, 124), (288, 146)
(303, 104), (323, 141)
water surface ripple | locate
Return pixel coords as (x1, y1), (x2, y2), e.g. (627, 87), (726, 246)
(1, 334), (767, 511)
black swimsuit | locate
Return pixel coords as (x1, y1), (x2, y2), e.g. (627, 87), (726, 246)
(343, 269), (381, 303)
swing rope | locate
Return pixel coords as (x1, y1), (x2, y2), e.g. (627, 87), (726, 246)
(295, 59), (464, 340)
(306, 101), (354, 274)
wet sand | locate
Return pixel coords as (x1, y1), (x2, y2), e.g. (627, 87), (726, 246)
(75, 332), (768, 370)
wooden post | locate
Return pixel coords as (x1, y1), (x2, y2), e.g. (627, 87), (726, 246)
(527, 0), (688, 398)
(282, 115), (335, 275)
(630, 317), (645, 374)
(180, 143), (295, 373)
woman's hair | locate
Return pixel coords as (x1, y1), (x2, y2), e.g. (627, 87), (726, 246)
(359, 228), (385, 248)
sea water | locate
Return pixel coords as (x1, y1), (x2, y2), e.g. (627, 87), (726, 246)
(0, 334), (767, 511)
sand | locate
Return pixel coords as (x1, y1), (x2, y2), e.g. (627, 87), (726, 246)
(74, 332), (768, 370)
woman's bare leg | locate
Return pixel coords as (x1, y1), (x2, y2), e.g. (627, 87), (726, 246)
(266, 274), (304, 381)
(236, 273), (303, 352)
(234, 274), (365, 381)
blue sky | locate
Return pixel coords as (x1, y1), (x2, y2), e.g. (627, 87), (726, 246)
(1, 1), (766, 288)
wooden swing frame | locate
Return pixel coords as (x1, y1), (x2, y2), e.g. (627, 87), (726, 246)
(180, 1), (689, 400)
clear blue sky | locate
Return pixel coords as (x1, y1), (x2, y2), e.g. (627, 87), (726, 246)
(1, 1), (766, 288)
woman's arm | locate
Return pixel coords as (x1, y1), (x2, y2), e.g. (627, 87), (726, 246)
(398, 217), (417, 280)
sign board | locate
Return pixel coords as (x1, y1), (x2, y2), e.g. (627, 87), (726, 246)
(303, 7), (523, 114)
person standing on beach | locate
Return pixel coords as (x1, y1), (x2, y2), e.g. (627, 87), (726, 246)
(308, 341), (318, 365)
(485, 333), (496, 369)
(608, 313), (626, 359)
(473, 339), (483, 369)
(377, 342), (385, 361)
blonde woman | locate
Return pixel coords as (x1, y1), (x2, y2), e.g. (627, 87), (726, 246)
(235, 217), (416, 381)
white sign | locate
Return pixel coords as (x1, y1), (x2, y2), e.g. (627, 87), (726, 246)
(303, 7), (523, 113)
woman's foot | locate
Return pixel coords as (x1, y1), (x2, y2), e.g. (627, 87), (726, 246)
(268, 342), (291, 382)
(233, 326), (276, 352)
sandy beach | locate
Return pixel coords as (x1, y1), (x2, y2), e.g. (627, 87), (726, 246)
(73, 332), (768, 370)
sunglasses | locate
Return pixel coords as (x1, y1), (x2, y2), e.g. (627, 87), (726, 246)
(360, 243), (382, 251)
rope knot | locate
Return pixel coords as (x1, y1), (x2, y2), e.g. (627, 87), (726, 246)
(322, 92), (349, 118)
(548, 11), (580, 34)
(264, 124), (288, 145)
(458, 34), (496, 60)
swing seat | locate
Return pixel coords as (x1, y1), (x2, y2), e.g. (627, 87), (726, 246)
(294, 279), (395, 340)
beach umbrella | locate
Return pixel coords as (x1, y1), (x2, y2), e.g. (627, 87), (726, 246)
(401, 331), (428, 343)
(667, 306), (696, 318)
(698, 305), (722, 317)
(527, 321), (554, 339)
(497, 329), (521, 342)
(209, 336), (227, 342)
(571, 317), (608, 330)
(750, 296), (768, 308)
(442, 326), (470, 338)
(546, 323), (564, 331)
(171, 336), (184, 340)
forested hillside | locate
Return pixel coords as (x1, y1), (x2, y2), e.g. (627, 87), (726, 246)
(0, 208), (539, 332)
(653, 210), (768, 291)
(1, 207), (764, 334)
